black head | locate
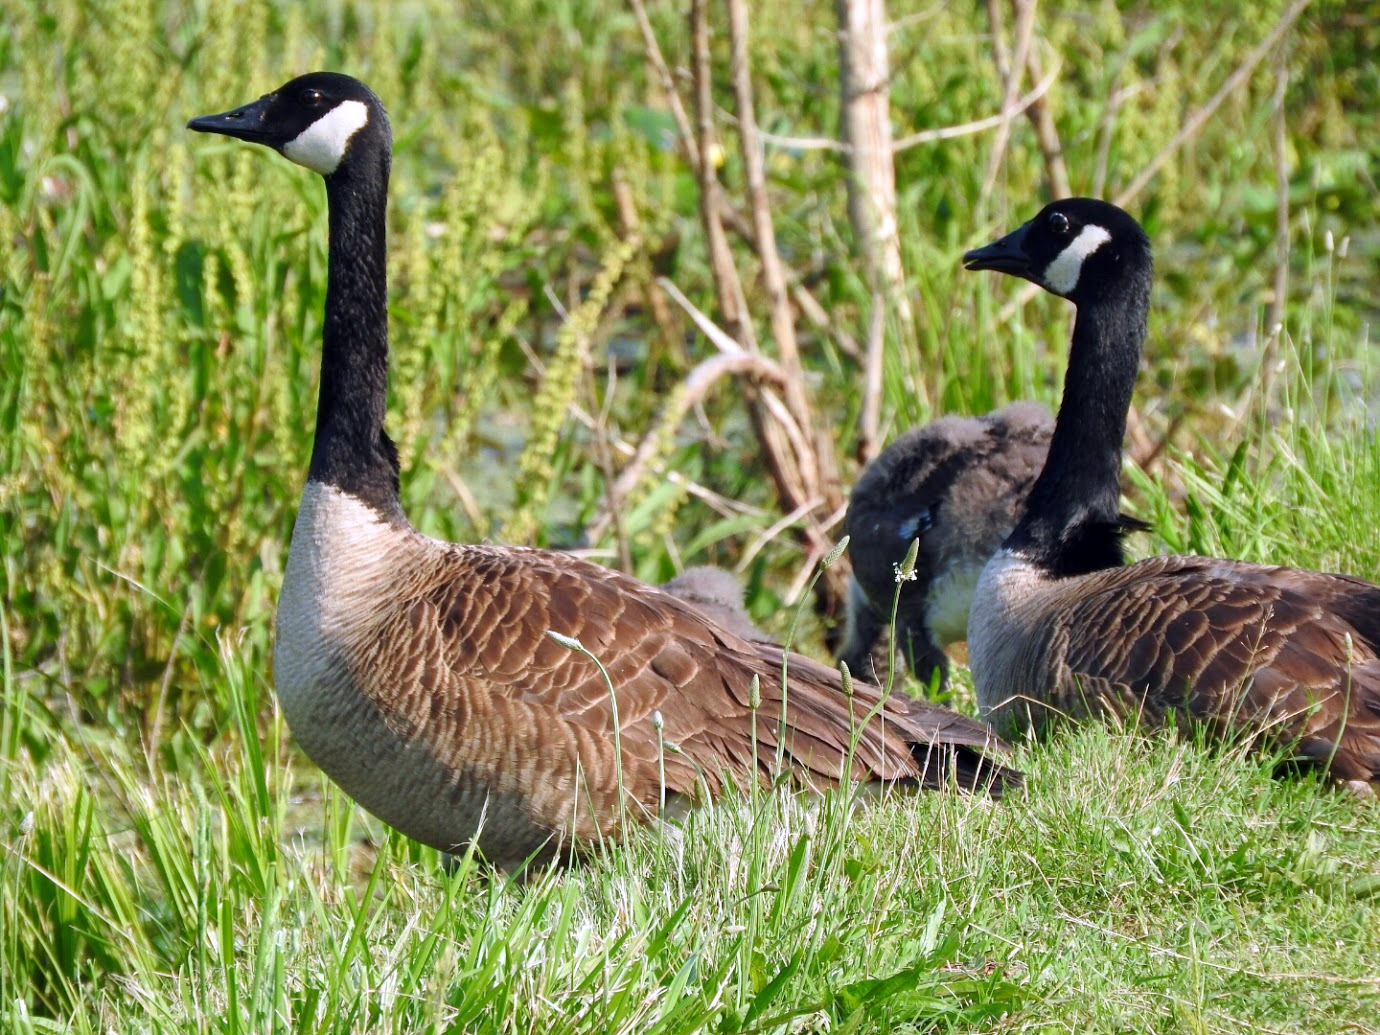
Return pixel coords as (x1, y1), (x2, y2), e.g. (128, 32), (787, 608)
(187, 72), (390, 177)
(963, 198), (1151, 303)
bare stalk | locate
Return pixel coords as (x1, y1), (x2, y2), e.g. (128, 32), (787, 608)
(593, 356), (634, 572)
(1022, 40), (1069, 197)
(891, 63), (1059, 149)
(835, 0), (915, 456)
(1268, 49), (1290, 342)
(861, 290), (885, 464)
(980, 0), (1039, 204)
(659, 276), (818, 480)
(1000, 0), (1312, 323)
(628, 0), (852, 609)
(630, 0), (859, 363)
(727, 0), (838, 509)
(1091, 67), (1135, 199)
(580, 413), (767, 547)
(629, 0), (700, 170)
(609, 350), (794, 511)
(690, 0), (802, 507)
(691, 0), (753, 350)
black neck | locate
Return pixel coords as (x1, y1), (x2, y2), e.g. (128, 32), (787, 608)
(1005, 276), (1149, 576)
(306, 149), (404, 521)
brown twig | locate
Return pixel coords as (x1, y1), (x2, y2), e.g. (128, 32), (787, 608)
(980, 0), (1039, 204)
(690, 0), (838, 596)
(580, 401), (767, 546)
(997, 0), (1312, 324)
(629, 1), (859, 362)
(836, 0), (916, 458)
(739, 497), (830, 578)
(1268, 48), (1291, 343)
(146, 600), (191, 755)
(661, 278), (850, 605)
(605, 350), (793, 517)
(628, 0), (853, 610)
(592, 356), (634, 572)
(629, 0), (700, 170)
(782, 500), (850, 604)
(728, 0), (842, 516)
(1092, 72), (1140, 199)
(658, 277), (814, 467)
(1022, 40), (1069, 198)
(727, 0), (819, 484)
(691, 0), (753, 351)
(890, 62), (1060, 149)
(792, 280), (861, 360)
(438, 464), (487, 533)
(713, 179), (863, 358)
(860, 288), (885, 464)
(1256, 46), (1293, 424)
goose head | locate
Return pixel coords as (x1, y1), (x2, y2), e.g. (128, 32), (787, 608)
(187, 72), (390, 178)
(662, 566), (768, 644)
(963, 198), (1151, 302)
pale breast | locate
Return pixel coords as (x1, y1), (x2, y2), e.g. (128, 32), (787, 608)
(271, 482), (573, 865)
(274, 481), (417, 709)
(924, 558), (987, 648)
(966, 549), (1062, 728)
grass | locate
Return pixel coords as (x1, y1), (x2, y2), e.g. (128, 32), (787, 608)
(6, 677), (1380, 1032)
(2, 0), (1378, 1031)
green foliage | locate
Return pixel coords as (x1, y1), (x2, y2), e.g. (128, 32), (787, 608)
(2, 0), (1378, 1030)
(508, 236), (638, 544)
(3, 0), (1376, 725)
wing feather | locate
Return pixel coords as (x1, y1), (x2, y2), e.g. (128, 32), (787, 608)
(1047, 556), (1380, 778)
(363, 545), (1018, 847)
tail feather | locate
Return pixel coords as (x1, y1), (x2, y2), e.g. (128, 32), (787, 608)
(891, 695), (1022, 797)
(755, 640), (1021, 796)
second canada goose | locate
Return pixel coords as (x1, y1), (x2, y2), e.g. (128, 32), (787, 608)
(662, 566), (768, 643)
(838, 402), (1056, 687)
(962, 198), (1380, 785)
(187, 73), (1015, 870)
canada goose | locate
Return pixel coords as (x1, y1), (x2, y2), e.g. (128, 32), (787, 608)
(838, 402), (1056, 687)
(962, 198), (1380, 786)
(662, 566), (768, 643)
(187, 73), (1015, 869)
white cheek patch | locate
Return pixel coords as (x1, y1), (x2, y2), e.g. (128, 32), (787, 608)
(282, 100), (370, 175)
(1043, 224), (1112, 295)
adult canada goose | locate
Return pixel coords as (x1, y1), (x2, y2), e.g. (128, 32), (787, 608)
(187, 72), (1015, 869)
(838, 402), (1056, 687)
(962, 197), (1380, 787)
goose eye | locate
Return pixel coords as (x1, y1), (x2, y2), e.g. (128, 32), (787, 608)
(301, 88), (324, 106)
(1048, 211), (1070, 235)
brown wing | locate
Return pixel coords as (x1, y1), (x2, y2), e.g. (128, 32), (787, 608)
(1053, 555), (1380, 779)
(408, 545), (1013, 841)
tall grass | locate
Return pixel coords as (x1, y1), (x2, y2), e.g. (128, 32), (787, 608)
(6, 659), (1379, 1031)
(2, 0), (1377, 1030)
